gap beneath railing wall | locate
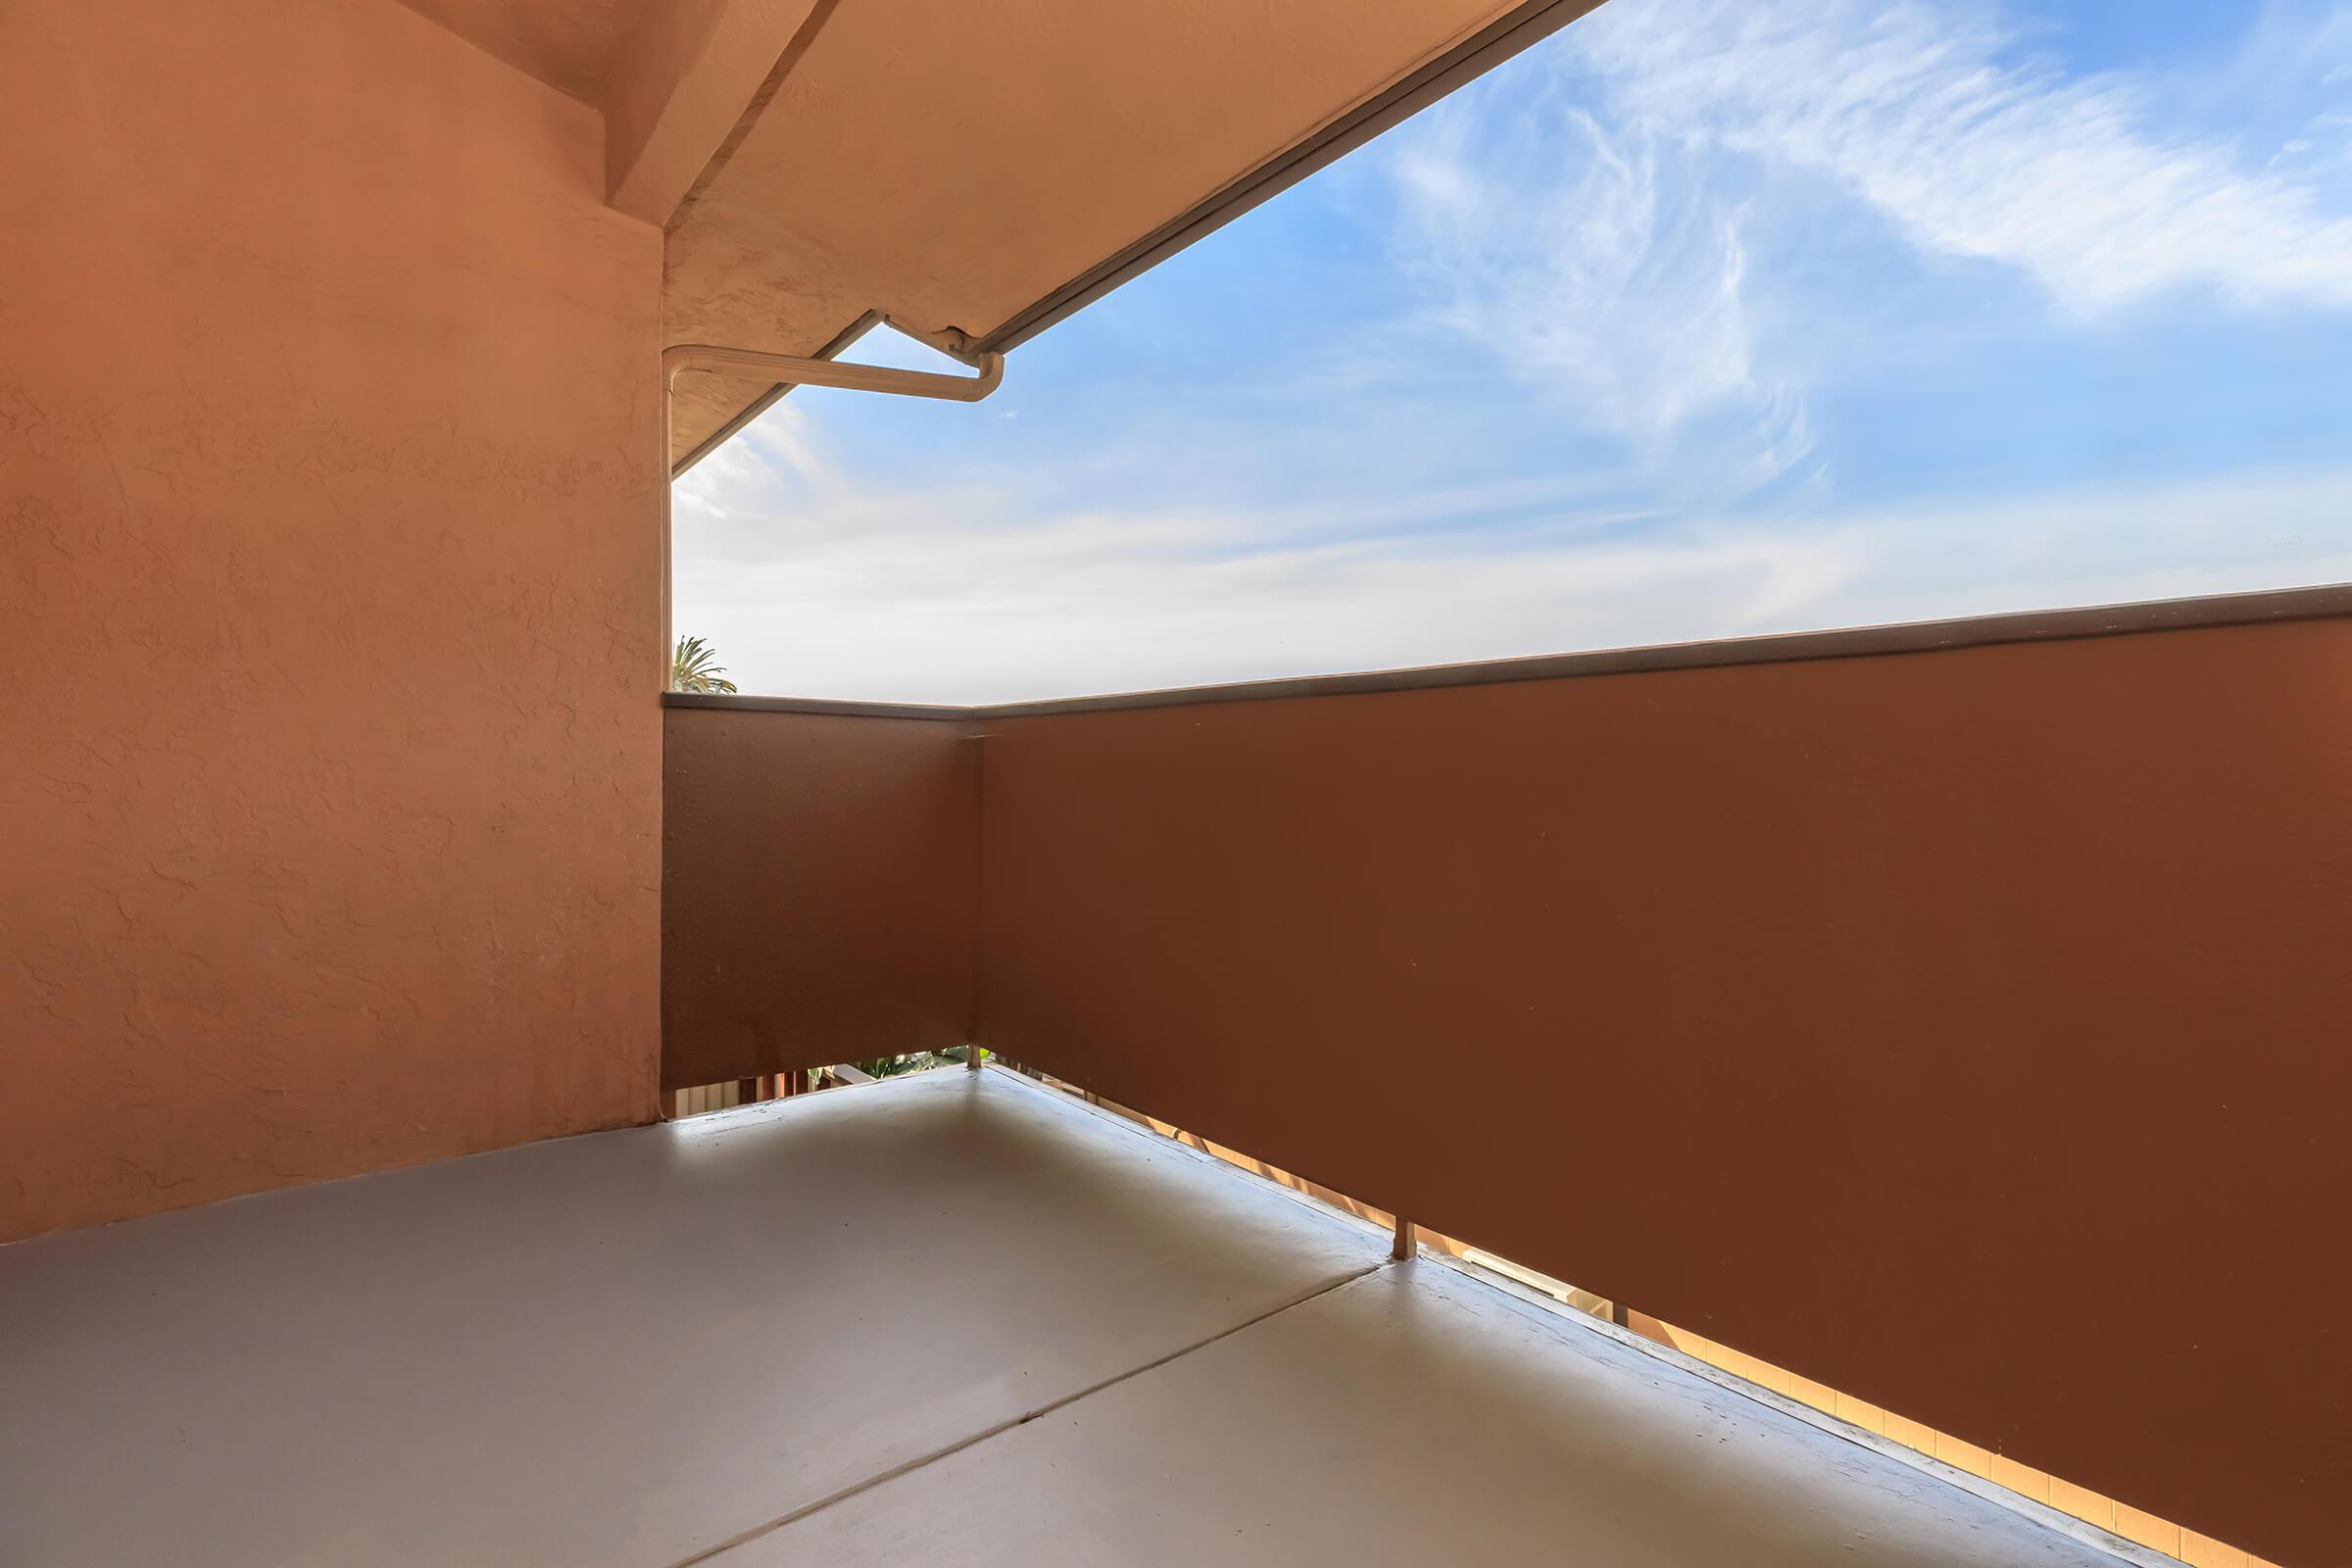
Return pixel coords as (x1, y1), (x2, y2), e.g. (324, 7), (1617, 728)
(662, 1050), (987, 1119)
(986, 1057), (2283, 1568)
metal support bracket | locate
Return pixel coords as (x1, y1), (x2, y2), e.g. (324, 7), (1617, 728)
(662, 343), (1004, 402)
(659, 339), (1006, 687)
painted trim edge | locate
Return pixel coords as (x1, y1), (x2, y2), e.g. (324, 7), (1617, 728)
(977, 0), (1604, 355)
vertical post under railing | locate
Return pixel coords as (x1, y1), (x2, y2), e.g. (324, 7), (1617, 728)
(965, 1044), (982, 1071)
(1391, 1218), (1417, 1261)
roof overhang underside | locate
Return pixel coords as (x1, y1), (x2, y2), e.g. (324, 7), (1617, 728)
(402, 0), (1602, 471)
(661, 0), (1610, 469)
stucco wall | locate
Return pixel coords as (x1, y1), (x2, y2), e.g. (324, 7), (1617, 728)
(977, 616), (2352, 1566)
(0, 0), (664, 1241)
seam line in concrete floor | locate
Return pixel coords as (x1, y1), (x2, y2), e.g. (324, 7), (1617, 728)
(989, 1073), (2165, 1568)
(666, 1256), (1395, 1568)
(652, 1070), (2157, 1568)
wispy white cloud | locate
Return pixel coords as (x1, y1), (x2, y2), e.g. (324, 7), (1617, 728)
(1570, 0), (2352, 316)
(675, 427), (2352, 704)
(673, 2), (2352, 706)
(1386, 89), (1813, 495)
(1374, 0), (2352, 510)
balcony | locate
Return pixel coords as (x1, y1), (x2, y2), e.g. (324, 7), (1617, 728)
(4, 1064), (2154, 1567)
(8, 0), (2346, 1563)
(657, 589), (2347, 1568)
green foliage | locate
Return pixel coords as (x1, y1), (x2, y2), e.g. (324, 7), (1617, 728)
(670, 634), (738, 694)
(854, 1046), (983, 1078)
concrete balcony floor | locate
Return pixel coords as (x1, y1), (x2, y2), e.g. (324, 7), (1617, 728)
(2, 1067), (2145, 1567)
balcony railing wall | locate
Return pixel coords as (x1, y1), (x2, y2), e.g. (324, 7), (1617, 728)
(661, 586), (2352, 1568)
(662, 707), (978, 1091)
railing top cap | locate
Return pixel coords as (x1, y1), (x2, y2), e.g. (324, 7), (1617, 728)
(660, 581), (2352, 720)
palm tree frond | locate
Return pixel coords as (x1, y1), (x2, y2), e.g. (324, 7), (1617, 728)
(670, 634), (738, 694)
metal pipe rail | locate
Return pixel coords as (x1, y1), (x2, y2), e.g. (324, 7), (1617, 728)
(662, 343), (1004, 401)
(659, 339), (1006, 685)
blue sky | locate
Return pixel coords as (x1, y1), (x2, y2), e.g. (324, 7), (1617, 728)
(675, 0), (2352, 703)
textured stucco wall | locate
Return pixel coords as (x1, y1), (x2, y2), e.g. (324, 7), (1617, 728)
(0, 0), (664, 1241)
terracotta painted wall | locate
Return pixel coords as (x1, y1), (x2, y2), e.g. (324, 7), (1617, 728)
(0, 0), (664, 1242)
(662, 707), (978, 1089)
(977, 617), (2352, 1567)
